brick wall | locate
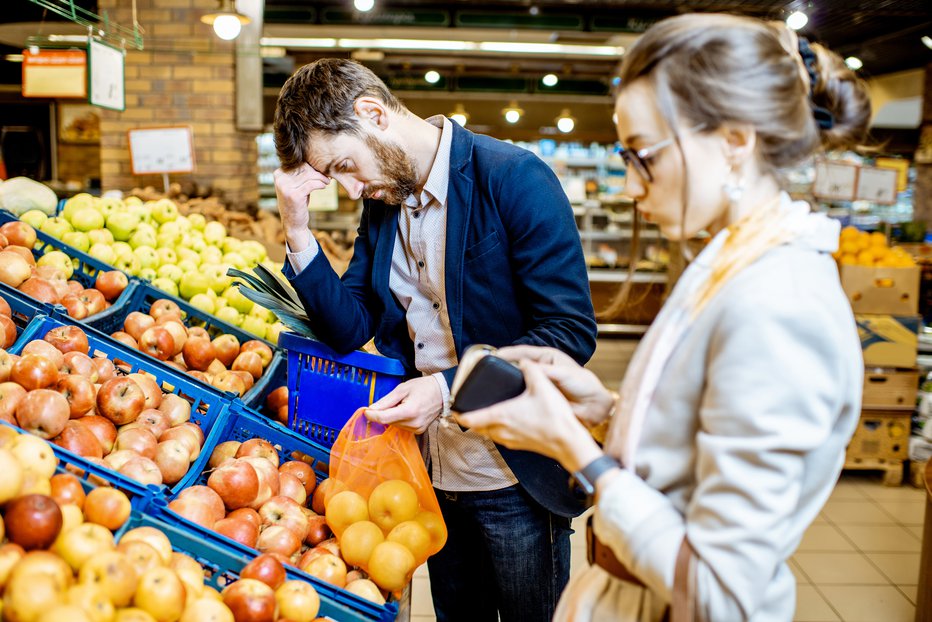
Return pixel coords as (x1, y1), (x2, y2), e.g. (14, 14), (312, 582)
(97, 0), (258, 206)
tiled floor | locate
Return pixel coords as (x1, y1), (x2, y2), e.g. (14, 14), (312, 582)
(410, 473), (926, 622)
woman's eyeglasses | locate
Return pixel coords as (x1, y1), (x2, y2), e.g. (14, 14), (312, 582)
(614, 126), (705, 183)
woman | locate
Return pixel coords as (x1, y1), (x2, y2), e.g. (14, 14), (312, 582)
(456, 13), (870, 622)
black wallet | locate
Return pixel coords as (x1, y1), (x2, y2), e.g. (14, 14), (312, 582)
(450, 346), (526, 430)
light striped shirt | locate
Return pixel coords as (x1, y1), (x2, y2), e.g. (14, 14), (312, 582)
(287, 115), (516, 492)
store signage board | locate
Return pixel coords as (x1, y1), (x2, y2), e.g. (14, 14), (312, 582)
(813, 161), (858, 202)
(22, 49), (87, 98)
(88, 39), (125, 111)
(856, 166), (898, 205)
(875, 157), (910, 193)
(127, 127), (195, 176)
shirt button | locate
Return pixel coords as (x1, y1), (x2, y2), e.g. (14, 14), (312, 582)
(417, 260), (424, 268)
(413, 212), (420, 219)
(417, 343), (425, 350)
(432, 302), (440, 309)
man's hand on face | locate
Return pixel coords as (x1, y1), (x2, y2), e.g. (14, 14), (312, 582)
(273, 164), (331, 252)
(363, 377), (444, 435)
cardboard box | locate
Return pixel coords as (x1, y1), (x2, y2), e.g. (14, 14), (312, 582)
(841, 265), (920, 315)
(855, 314), (920, 368)
(846, 410), (912, 461)
(862, 369), (919, 410)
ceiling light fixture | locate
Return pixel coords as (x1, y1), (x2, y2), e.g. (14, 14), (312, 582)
(556, 109), (576, 134)
(201, 0), (251, 41)
(259, 37), (623, 57)
(4, 54), (24, 63)
(922, 36), (932, 50)
(844, 56), (863, 71)
(424, 70), (441, 84)
(786, 10), (808, 31)
(542, 73), (559, 87)
(502, 101), (524, 124)
(449, 104), (469, 127)
(354, 0), (375, 11)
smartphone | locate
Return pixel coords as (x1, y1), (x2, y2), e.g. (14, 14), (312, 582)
(450, 345), (526, 425)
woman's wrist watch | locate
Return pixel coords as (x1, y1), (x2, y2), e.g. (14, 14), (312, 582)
(570, 454), (621, 507)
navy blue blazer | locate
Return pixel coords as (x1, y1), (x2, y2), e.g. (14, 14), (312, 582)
(284, 122), (597, 517)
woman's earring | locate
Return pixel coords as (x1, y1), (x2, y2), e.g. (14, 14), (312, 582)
(722, 167), (744, 207)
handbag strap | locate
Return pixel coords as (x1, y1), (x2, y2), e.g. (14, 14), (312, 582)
(671, 537), (696, 622)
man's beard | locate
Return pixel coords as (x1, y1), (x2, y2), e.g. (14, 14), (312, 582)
(363, 135), (419, 205)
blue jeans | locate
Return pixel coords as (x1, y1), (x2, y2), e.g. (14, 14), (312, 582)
(426, 485), (572, 622)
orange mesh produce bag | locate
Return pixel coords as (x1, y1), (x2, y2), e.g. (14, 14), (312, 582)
(324, 408), (447, 592)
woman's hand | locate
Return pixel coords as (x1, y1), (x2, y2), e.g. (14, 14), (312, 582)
(495, 346), (616, 428)
(455, 360), (603, 474)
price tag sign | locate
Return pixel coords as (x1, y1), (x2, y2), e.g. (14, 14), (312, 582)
(813, 161), (858, 201)
(127, 126), (196, 175)
(855, 166), (898, 205)
(88, 39), (125, 111)
(22, 49), (86, 98)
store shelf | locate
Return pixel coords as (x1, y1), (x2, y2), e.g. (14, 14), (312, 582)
(588, 271), (667, 284)
(596, 323), (649, 336)
(580, 229), (662, 241)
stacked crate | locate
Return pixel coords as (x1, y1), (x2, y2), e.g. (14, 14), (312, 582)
(841, 263), (922, 485)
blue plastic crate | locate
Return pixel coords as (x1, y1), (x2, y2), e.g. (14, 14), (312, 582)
(238, 348), (287, 413)
(0, 210), (136, 329)
(279, 332), (407, 448)
(0, 282), (50, 337)
(163, 404), (400, 621)
(10, 313), (233, 497)
(84, 279), (282, 406)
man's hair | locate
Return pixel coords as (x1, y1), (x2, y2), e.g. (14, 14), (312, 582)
(273, 58), (405, 171)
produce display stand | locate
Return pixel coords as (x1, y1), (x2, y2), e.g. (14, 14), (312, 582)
(280, 331), (407, 448)
(158, 403), (404, 622)
(10, 312), (233, 497)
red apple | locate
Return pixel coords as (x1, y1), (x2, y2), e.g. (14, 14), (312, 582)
(0, 349), (15, 382)
(149, 299), (181, 320)
(160, 321), (187, 357)
(18, 277), (59, 304)
(177, 485), (225, 522)
(61, 351), (98, 382)
(213, 516), (259, 548)
(123, 312), (155, 341)
(5, 494), (63, 550)
(182, 338), (216, 372)
(0, 222), (37, 248)
(259, 496), (309, 542)
(94, 271), (128, 302)
(56, 374), (96, 418)
(110, 331), (138, 350)
(236, 439), (280, 467)
(118, 456), (163, 487)
(212, 334), (240, 368)
(228, 508), (261, 530)
(11, 354), (59, 391)
(22, 340), (64, 369)
(0, 316), (15, 349)
(92, 357), (116, 383)
(232, 351), (263, 380)
(103, 449), (138, 471)
(138, 326), (174, 362)
(77, 289), (106, 316)
(52, 419), (103, 459)
(135, 409), (170, 438)
(168, 500), (214, 529)
(256, 525), (301, 557)
(209, 440), (241, 470)
(43, 325), (89, 355)
(278, 473), (307, 506)
(15, 389), (69, 439)
(84, 487), (132, 531)
(187, 370), (210, 384)
(212, 371), (246, 396)
(97, 377), (145, 425)
(231, 370), (255, 392)
(49, 473), (86, 509)
(59, 294), (89, 320)
(240, 554), (286, 590)
(304, 514), (331, 547)
(300, 553), (347, 588)
(155, 313), (184, 327)
(241, 457), (280, 511)
(157, 393), (190, 426)
(0, 296), (9, 318)
(0, 381), (26, 423)
(266, 387), (288, 412)
(208, 458), (259, 510)
(222, 579), (277, 622)
(187, 327), (210, 340)
(115, 427), (158, 460)
(126, 373), (162, 410)
(74, 415), (117, 454)
(279, 461), (316, 497)
(154, 439), (191, 485)
(159, 425), (201, 462)
(241, 341), (273, 368)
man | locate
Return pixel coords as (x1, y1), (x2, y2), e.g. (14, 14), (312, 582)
(273, 58), (597, 622)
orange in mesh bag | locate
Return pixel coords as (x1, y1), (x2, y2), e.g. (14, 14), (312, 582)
(323, 408), (447, 594)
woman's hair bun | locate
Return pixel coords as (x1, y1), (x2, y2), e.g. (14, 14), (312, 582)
(809, 42), (872, 150)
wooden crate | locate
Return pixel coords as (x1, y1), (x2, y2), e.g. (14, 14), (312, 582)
(847, 410), (912, 461)
(862, 369), (919, 410)
(841, 264), (920, 315)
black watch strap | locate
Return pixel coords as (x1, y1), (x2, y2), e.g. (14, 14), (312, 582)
(570, 455), (620, 506)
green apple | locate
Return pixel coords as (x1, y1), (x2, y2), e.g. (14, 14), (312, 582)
(156, 248), (178, 266)
(136, 222), (157, 236)
(202, 264), (233, 294)
(175, 216), (192, 232)
(112, 242), (133, 257)
(133, 246), (159, 270)
(20, 210), (48, 230)
(216, 306), (242, 326)
(222, 252), (247, 269)
(151, 278), (179, 297)
(179, 272), (210, 300)
(204, 221), (226, 245)
(156, 233), (180, 249)
(221, 237), (242, 254)
(124, 196), (143, 207)
(128, 203), (150, 224)
(87, 229), (114, 246)
(97, 197), (123, 218)
(177, 248), (200, 265)
(213, 296), (228, 310)
(222, 286), (254, 314)
(188, 213), (207, 231)
(114, 252), (141, 275)
(138, 268), (157, 281)
(152, 199), (179, 224)
(62, 193), (94, 221)
(40, 217), (74, 240)
(106, 212), (140, 242)
(188, 293), (215, 314)
(176, 259), (198, 275)
(249, 305), (275, 323)
(200, 247), (223, 265)
(88, 243), (116, 265)
(70, 208), (105, 232)
(240, 315), (267, 338)
(189, 237), (206, 253)
(37, 250), (74, 279)
(129, 229), (157, 249)
(157, 264), (183, 284)
(159, 220), (182, 239)
(61, 231), (90, 253)
(242, 240), (268, 262)
(179, 234), (193, 249)
(266, 321), (287, 345)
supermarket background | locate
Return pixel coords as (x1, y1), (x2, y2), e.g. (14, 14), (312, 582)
(0, 1), (931, 621)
